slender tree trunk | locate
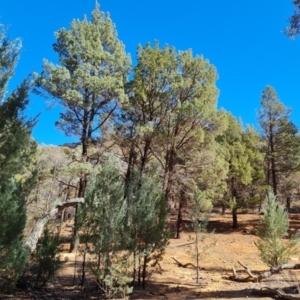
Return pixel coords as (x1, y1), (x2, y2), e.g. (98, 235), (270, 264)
(70, 124), (89, 252)
(196, 234), (199, 284)
(163, 145), (176, 204)
(142, 255), (147, 289)
(140, 138), (151, 176)
(176, 199), (183, 239)
(232, 207), (238, 229)
(230, 178), (239, 229)
(96, 254), (101, 289)
(132, 249), (137, 287)
(269, 126), (277, 195)
(138, 255), (141, 286)
(80, 246), (87, 286)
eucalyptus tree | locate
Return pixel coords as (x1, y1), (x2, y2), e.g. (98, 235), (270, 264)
(0, 25), (37, 289)
(258, 86), (300, 197)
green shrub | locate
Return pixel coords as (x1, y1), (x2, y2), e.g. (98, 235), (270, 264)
(28, 226), (61, 287)
(256, 191), (299, 267)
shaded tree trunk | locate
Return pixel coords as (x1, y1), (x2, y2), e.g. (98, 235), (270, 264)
(232, 207), (238, 229)
(176, 196), (184, 239)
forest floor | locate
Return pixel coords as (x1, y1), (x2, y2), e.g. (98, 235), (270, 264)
(4, 210), (300, 300)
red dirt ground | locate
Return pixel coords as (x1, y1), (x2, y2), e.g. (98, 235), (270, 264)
(4, 211), (300, 299)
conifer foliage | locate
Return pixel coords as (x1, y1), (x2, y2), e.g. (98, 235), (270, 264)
(77, 158), (129, 296)
(256, 191), (299, 267)
(77, 157), (169, 294)
(0, 25), (37, 289)
(125, 168), (169, 288)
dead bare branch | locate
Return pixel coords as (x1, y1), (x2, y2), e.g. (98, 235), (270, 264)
(229, 261), (300, 283)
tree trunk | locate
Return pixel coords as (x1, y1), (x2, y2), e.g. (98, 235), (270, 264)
(176, 201), (183, 239)
(70, 168), (87, 252)
(195, 235), (199, 284)
(70, 115), (89, 252)
(269, 126), (278, 195)
(25, 198), (84, 252)
(232, 207), (238, 229)
(80, 247), (87, 286)
(142, 255), (147, 289)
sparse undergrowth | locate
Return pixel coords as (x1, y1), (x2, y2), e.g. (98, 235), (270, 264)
(2, 211), (300, 299)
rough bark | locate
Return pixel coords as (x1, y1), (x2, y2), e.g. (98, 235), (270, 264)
(232, 207), (238, 230)
(25, 198), (84, 252)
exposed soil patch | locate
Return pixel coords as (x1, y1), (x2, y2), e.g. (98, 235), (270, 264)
(3, 212), (300, 299)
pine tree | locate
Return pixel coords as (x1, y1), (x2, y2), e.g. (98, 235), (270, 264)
(34, 2), (130, 251)
(34, 2), (130, 166)
(258, 86), (300, 197)
(125, 168), (169, 288)
(256, 191), (299, 267)
(0, 25), (37, 289)
(77, 157), (131, 297)
(118, 43), (225, 239)
(218, 113), (264, 229)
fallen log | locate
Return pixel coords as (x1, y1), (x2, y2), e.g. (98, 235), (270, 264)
(229, 261), (300, 282)
(252, 287), (300, 300)
(24, 198), (84, 252)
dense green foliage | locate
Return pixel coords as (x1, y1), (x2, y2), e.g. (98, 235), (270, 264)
(256, 191), (299, 267)
(77, 158), (129, 295)
(78, 157), (169, 293)
(217, 113), (265, 228)
(28, 226), (61, 287)
(0, 25), (37, 289)
(34, 3), (130, 162)
(2, 2), (300, 296)
(258, 86), (300, 197)
(125, 168), (169, 288)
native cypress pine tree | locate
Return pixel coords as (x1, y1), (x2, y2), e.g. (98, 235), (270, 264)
(34, 2), (130, 251)
(258, 86), (300, 197)
(126, 168), (169, 289)
(256, 191), (299, 267)
(0, 25), (37, 289)
(217, 113), (264, 229)
(77, 157), (131, 297)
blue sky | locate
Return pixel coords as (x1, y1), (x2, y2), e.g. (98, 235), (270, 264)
(1, 0), (299, 145)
